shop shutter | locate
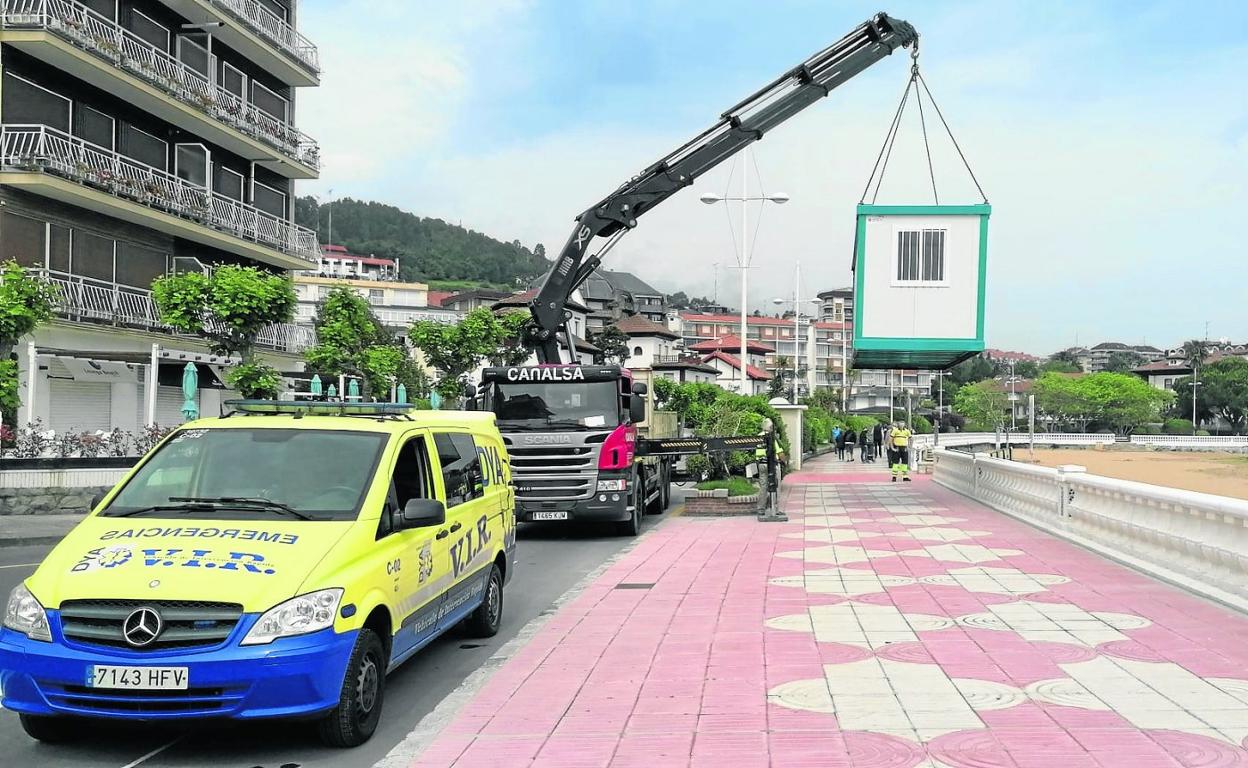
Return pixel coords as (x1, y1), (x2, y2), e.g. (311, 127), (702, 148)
(48, 379), (113, 434)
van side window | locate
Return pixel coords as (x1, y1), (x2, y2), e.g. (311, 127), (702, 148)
(394, 436), (432, 509)
(433, 432), (482, 507)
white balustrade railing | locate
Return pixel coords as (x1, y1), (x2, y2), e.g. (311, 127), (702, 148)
(913, 432), (1116, 450)
(1, 125), (318, 262)
(1130, 435), (1248, 448)
(932, 447), (1248, 612)
(0, 0), (319, 170)
(37, 270), (314, 354)
(210, 0), (318, 72)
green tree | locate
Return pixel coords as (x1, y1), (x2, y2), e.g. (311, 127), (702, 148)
(953, 380), (1010, 430)
(410, 308), (508, 401)
(491, 311), (534, 367)
(1104, 351), (1146, 373)
(1040, 360), (1082, 374)
(1186, 357), (1248, 434)
(0, 262), (58, 425)
(950, 354), (995, 385)
(1033, 372), (1093, 431)
(1050, 349), (1085, 368)
(1077, 372), (1172, 434)
(589, 324), (631, 365)
(152, 266), (296, 399)
(304, 287), (408, 399)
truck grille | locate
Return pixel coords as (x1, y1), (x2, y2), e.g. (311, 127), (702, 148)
(507, 445), (597, 472)
(59, 599), (243, 651)
(43, 683), (245, 716)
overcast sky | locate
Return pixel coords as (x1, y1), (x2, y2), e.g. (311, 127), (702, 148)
(297, 0), (1247, 355)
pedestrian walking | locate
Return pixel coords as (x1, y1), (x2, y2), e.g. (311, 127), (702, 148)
(889, 421), (913, 482)
(835, 428), (846, 460)
(873, 422), (884, 459)
(859, 428), (872, 462)
(844, 427), (856, 462)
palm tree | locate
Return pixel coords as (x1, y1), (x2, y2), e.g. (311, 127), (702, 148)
(1181, 339), (1207, 429)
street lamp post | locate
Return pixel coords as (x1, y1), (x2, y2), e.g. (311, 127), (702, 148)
(934, 370), (951, 446)
(1008, 359), (1018, 432)
(1192, 378), (1201, 433)
(700, 150), (789, 395)
(771, 263), (820, 402)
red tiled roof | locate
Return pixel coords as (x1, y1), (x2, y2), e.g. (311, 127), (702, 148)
(1134, 361), (1192, 374)
(681, 312), (795, 326)
(701, 351), (771, 380)
(689, 334), (775, 353)
(427, 290), (455, 307)
(615, 314), (678, 339)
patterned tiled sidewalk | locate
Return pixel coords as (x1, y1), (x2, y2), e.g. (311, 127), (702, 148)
(411, 454), (1248, 768)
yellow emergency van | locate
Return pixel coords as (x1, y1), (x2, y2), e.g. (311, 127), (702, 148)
(0, 401), (517, 747)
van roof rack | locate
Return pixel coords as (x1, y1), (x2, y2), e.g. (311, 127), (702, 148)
(223, 400), (416, 420)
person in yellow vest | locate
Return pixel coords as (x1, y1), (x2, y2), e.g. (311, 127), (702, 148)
(889, 422), (913, 482)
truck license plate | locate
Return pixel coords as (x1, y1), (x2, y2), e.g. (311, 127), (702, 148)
(531, 511), (568, 521)
(90, 665), (189, 690)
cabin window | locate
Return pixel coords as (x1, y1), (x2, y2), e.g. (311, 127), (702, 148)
(895, 229), (946, 284)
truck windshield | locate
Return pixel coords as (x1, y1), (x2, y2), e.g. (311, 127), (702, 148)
(102, 429), (387, 521)
(491, 381), (620, 430)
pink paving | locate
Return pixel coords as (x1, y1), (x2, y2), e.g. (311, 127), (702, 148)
(411, 453), (1248, 768)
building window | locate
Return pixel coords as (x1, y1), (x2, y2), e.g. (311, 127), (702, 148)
(120, 124), (167, 170)
(128, 9), (169, 50)
(176, 34), (211, 77)
(82, 0), (117, 21)
(0, 212), (47, 268)
(2, 72), (71, 133)
(368, 289), (384, 305)
(762, 327), (774, 337)
(116, 242), (168, 288)
(252, 179), (287, 218)
(251, 81), (289, 122)
(175, 143), (210, 189)
(221, 62), (247, 100)
(633, 346), (643, 356)
(896, 229), (946, 284)
(74, 104), (115, 150)
(72, 230), (115, 283)
(216, 167), (245, 201)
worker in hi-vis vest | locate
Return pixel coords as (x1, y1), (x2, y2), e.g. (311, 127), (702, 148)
(889, 422), (913, 482)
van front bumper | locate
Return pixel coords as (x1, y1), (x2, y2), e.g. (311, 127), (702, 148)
(0, 621), (357, 721)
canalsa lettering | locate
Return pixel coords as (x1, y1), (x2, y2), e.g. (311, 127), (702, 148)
(505, 367), (585, 382)
(449, 515), (492, 578)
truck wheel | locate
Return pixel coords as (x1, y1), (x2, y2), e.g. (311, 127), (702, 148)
(465, 564), (504, 638)
(317, 628), (387, 747)
(617, 477), (642, 536)
(644, 465), (663, 515)
(660, 463), (671, 510)
(19, 714), (79, 743)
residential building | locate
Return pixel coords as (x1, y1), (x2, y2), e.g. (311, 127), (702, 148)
(294, 273), (459, 340)
(816, 287), (854, 325)
(5, 0), (321, 434)
(579, 269), (666, 329)
(489, 290), (595, 365)
(614, 313), (719, 384)
(687, 334), (773, 370)
(442, 288), (509, 313)
(1087, 342), (1167, 372)
(302, 243), (397, 281)
(984, 348), (1042, 364)
(699, 352), (772, 395)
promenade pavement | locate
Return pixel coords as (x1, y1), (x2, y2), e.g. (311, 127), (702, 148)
(409, 452), (1248, 768)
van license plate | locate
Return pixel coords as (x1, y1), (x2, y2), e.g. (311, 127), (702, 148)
(531, 511), (568, 521)
(91, 665), (189, 690)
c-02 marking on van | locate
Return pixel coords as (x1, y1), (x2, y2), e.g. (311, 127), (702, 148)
(0, 401), (516, 749)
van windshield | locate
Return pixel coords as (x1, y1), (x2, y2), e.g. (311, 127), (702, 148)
(491, 381), (620, 430)
(102, 429), (388, 520)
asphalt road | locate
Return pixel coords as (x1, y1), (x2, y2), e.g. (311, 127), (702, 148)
(0, 494), (684, 768)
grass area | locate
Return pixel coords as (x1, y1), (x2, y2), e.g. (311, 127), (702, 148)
(425, 279), (514, 292)
(696, 477), (759, 496)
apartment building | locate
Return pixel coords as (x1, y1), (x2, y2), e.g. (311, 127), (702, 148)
(580, 269), (666, 330)
(4, 0), (321, 433)
(303, 243), (397, 281)
(294, 273), (460, 341)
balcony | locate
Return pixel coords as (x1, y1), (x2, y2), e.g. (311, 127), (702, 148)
(0, 0), (319, 178)
(1, 124), (318, 270)
(160, 0), (318, 86)
(38, 270), (315, 354)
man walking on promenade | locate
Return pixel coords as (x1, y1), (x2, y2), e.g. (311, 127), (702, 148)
(873, 422), (884, 459)
(835, 427), (846, 460)
(844, 427), (856, 462)
(889, 421), (913, 482)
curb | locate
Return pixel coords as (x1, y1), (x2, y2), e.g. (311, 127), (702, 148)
(0, 535), (66, 549)
(372, 515), (665, 768)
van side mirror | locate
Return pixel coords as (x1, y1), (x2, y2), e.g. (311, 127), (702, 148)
(399, 498), (445, 529)
(631, 382), (648, 396)
(629, 397), (646, 425)
(90, 492), (107, 512)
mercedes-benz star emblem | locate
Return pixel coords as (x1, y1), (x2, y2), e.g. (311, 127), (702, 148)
(122, 607), (162, 647)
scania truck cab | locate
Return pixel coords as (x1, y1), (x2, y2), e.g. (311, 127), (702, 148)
(480, 365), (671, 536)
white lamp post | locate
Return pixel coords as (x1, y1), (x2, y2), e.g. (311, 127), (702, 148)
(771, 263), (820, 402)
(700, 152), (789, 394)
(933, 370), (952, 445)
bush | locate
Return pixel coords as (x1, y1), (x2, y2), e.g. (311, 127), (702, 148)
(912, 415), (933, 434)
(1195, 429), (1211, 436)
(696, 477), (758, 497)
(1136, 424), (1163, 435)
(1163, 418), (1194, 435)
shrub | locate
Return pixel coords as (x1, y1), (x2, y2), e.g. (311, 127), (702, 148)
(1136, 424), (1163, 435)
(1163, 418), (1194, 435)
(695, 477), (758, 497)
(1195, 429), (1211, 436)
(912, 415), (933, 434)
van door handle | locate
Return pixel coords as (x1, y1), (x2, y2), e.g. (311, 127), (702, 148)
(449, 522), (462, 533)
(435, 529), (450, 540)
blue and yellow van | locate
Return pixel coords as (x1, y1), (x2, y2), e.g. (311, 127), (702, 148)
(0, 402), (516, 747)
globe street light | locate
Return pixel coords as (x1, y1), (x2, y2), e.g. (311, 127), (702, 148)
(700, 155), (789, 394)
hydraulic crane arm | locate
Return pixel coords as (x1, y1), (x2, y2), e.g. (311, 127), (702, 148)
(526, 12), (918, 363)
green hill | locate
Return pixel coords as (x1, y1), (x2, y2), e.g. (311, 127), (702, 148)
(294, 197), (551, 286)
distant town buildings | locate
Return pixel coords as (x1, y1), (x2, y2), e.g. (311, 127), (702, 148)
(303, 244), (398, 282)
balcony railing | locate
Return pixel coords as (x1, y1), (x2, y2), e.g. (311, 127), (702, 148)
(36, 269), (316, 353)
(1, 124), (319, 264)
(0, 0), (320, 171)
(211, 0), (318, 73)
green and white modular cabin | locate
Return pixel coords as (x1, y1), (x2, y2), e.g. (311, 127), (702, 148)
(852, 204), (991, 370)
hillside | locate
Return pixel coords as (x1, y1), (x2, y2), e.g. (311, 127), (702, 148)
(294, 197), (551, 286)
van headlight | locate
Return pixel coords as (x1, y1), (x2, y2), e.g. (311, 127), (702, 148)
(3, 584), (51, 642)
(241, 589), (344, 646)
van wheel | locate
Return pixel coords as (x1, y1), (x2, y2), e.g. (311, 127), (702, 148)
(20, 714), (79, 743)
(466, 564), (504, 638)
(317, 628), (386, 748)
(617, 478), (642, 536)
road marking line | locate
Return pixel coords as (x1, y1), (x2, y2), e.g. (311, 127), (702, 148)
(0, 563), (38, 570)
(119, 737), (180, 768)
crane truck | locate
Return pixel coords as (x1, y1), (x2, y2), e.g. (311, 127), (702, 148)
(480, 13), (919, 535)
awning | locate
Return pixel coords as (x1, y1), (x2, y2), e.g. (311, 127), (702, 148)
(52, 357), (141, 384)
(853, 349), (979, 370)
(157, 361), (226, 388)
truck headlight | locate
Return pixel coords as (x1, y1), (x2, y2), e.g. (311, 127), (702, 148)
(3, 584), (51, 642)
(241, 588), (343, 646)
(596, 479), (627, 492)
